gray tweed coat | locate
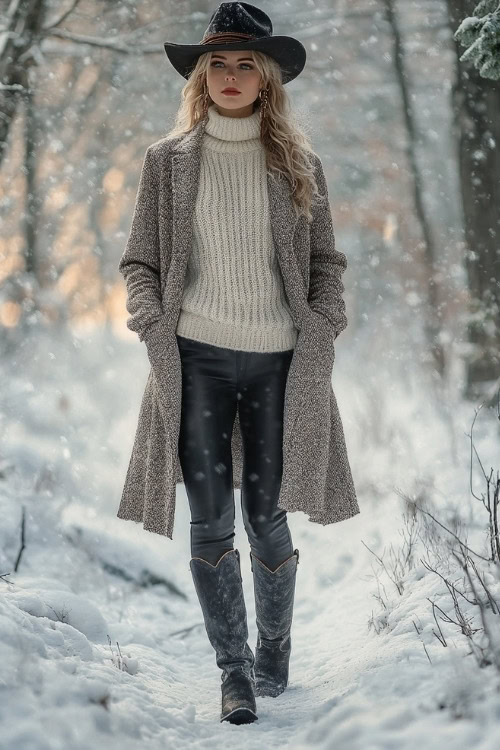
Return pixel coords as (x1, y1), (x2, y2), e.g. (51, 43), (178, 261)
(117, 117), (360, 539)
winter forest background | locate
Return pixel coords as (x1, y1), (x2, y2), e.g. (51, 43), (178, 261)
(1, 1), (499, 748)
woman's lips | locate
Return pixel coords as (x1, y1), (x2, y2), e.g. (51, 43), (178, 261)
(222, 90), (241, 95)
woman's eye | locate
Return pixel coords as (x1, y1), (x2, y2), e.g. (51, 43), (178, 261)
(211, 62), (253, 70)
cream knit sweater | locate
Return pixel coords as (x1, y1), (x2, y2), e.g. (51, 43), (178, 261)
(175, 104), (298, 353)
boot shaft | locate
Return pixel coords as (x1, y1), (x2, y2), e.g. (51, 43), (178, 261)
(189, 548), (255, 676)
(250, 549), (300, 643)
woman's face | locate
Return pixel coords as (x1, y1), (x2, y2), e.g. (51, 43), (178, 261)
(206, 50), (262, 117)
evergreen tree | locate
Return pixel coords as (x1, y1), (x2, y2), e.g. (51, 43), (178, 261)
(454, 0), (500, 80)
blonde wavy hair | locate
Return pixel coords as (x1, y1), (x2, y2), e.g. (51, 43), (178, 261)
(163, 50), (322, 223)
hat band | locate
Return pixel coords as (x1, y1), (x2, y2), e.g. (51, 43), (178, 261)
(200, 31), (258, 45)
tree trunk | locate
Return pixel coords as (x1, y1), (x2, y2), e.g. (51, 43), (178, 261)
(383, 0), (446, 377)
(446, 0), (500, 402)
(0, 0), (46, 167)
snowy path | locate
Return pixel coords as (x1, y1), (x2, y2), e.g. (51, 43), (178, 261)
(2, 330), (500, 749)
(86, 491), (426, 749)
(102, 494), (378, 748)
(67, 486), (500, 750)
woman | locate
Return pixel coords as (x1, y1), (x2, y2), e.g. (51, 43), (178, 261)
(117, 1), (359, 726)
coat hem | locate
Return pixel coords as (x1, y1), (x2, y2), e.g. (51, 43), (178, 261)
(116, 511), (174, 540)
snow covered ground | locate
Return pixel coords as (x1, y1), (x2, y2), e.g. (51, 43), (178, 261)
(1, 323), (499, 750)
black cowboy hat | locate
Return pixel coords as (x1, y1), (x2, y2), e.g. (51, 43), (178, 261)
(163, 2), (306, 85)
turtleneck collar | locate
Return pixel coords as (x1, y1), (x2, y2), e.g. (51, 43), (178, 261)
(204, 104), (261, 142)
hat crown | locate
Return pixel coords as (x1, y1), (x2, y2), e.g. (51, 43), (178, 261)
(203, 2), (272, 41)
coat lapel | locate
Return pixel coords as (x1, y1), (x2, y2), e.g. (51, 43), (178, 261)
(170, 121), (206, 271)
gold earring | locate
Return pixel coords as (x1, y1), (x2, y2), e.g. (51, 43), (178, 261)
(202, 85), (210, 119)
(259, 88), (269, 118)
(259, 88), (269, 138)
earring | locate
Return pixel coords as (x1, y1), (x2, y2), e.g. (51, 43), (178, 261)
(259, 87), (269, 121)
(202, 85), (210, 119)
(258, 87), (270, 144)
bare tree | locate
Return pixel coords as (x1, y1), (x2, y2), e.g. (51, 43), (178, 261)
(382, 0), (446, 378)
(0, 0), (163, 297)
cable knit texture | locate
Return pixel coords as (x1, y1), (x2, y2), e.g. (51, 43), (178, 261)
(176, 104), (297, 352)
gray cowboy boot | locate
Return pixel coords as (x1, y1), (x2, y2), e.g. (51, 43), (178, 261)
(249, 548), (300, 697)
(189, 548), (258, 724)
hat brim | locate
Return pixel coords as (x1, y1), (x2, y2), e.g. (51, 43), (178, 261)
(163, 35), (306, 85)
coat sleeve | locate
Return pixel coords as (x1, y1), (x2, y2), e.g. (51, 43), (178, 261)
(308, 154), (348, 339)
(118, 145), (165, 343)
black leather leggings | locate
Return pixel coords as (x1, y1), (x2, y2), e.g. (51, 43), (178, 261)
(176, 333), (295, 572)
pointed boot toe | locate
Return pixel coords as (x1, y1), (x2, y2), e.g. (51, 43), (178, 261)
(220, 667), (258, 724)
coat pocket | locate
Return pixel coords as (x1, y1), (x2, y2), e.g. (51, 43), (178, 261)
(143, 316), (180, 420)
(299, 310), (336, 382)
(144, 316), (177, 364)
(285, 377), (331, 504)
(290, 378), (331, 460)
